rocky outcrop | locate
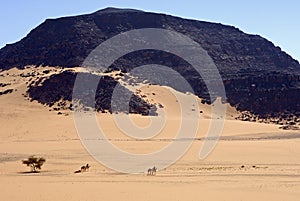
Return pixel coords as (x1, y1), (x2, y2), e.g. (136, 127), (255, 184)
(0, 7), (299, 117)
(0, 89), (13, 95)
(27, 71), (156, 115)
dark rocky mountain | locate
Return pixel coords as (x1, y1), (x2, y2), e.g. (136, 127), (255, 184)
(0, 7), (299, 120)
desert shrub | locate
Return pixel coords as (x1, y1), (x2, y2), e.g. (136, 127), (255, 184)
(22, 156), (46, 173)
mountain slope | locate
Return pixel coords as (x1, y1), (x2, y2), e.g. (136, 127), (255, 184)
(0, 7), (299, 119)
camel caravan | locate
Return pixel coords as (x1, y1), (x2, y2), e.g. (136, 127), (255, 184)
(74, 164), (158, 176)
(74, 164), (90, 173)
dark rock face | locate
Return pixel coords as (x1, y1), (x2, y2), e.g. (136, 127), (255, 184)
(27, 71), (156, 115)
(1, 8), (299, 72)
(0, 7), (299, 117)
(224, 73), (300, 116)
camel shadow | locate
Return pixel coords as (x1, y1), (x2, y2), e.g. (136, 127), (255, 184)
(18, 171), (41, 174)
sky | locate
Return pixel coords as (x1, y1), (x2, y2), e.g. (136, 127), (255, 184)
(1, 0), (299, 62)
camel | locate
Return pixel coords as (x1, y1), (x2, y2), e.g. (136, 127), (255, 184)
(147, 166), (157, 176)
(81, 164), (90, 172)
(74, 164), (90, 173)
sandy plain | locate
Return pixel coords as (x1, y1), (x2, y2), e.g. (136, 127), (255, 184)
(0, 67), (299, 201)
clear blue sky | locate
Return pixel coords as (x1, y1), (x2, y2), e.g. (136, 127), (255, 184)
(1, 0), (299, 61)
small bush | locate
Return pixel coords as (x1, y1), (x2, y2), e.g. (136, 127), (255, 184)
(22, 156), (46, 173)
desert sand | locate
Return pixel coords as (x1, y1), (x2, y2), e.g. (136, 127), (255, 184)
(0, 67), (299, 201)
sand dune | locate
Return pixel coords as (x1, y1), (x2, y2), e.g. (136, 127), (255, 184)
(0, 67), (299, 201)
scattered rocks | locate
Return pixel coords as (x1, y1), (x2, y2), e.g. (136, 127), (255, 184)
(236, 110), (300, 128)
(279, 125), (300, 130)
(0, 83), (10, 87)
(0, 89), (13, 95)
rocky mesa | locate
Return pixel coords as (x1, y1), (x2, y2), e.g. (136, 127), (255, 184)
(0, 7), (299, 125)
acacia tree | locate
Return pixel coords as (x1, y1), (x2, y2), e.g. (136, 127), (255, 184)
(22, 156), (46, 173)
